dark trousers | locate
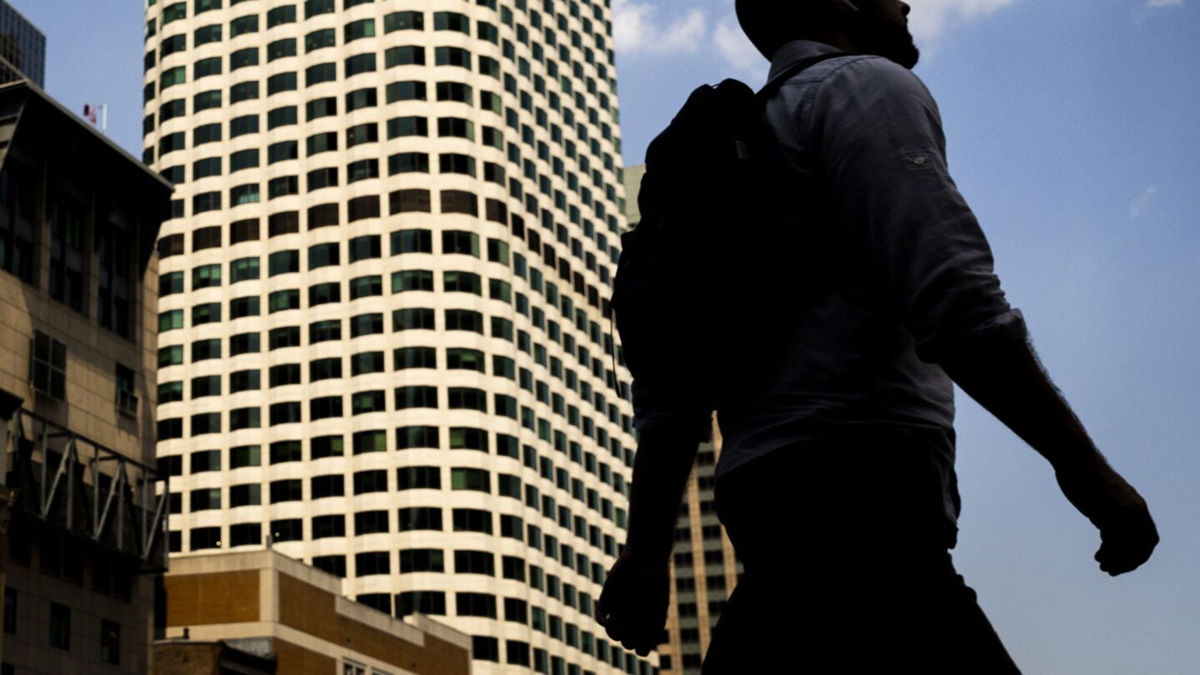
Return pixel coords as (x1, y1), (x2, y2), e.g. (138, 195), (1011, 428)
(701, 433), (1021, 674)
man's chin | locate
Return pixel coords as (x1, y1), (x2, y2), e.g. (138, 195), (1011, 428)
(887, 44), (920, 69)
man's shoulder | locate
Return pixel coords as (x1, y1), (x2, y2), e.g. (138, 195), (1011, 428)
(800, 54), (932, 101)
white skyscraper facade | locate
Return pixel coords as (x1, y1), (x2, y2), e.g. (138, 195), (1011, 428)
(140, 0), (642, 673)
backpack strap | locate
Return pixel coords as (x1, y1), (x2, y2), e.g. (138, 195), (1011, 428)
(756, 51), (848, 101)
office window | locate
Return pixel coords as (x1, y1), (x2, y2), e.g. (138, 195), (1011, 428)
(268, 140), (298, 163)
(434, 12), (470, 33)
(394, 426), (439, 451)
(456, 591), (496, 619)
(306, 96), (337, 120)
(453, 509), (493, 534)
(310, 396), (343, 420)
(311, 474), (344, 499)
(435, 81), (472, 103)
(230, 14), (258, 37)
(396, 466), (440, 490)
(397, 508), (442, 532)
(347, 158), (379, 182)
(267, 38), (296, 61)
(348, 275), (382, 300)
(353, 469), (387, 494)
(269, 518), (302, 542)
(472, 636), (500, 662)
(385, 45), (425, 67)
(349, 351), (385, 376)
(311, 435), (344, 459)
(266, 105), (296, 129)
(387, 152), (428, 175)
(229, 48), (259, 71)
(267, 5), (296, 27)
(444, 309), (483, 333)
(312, 555), (345, 577)
(190, 488), (221, 511)
(396, 591), (445, 617)
(450, 468), (489, 492)
(394, 346), (435, 370)
(230, 219), (259, 244)
(228, 367), (260, 390)
(194, 23), (221, 46)
(309, 357), (342, 381)
(49, 602), (71, 650)
(352, 430), (386, 454)
(441, 191), (478, 216)
(385, 80), (425, 102)
(435, 47), (471, 69)
(229, 523), (261, 548)
(312, 514), (345, 539)
(394, 386), (437, 411)
(267, 290), (299, 313)
(267, 71), (297, 95)
(345, 53), (376, 77)
(346, 122), (378, 147)
(393, 308), (434, 331)
(384, 11), (423, 32)
(355, 552), (390, 577)
(305, 27), (336, 52)
(351, 390), (385, 415)
(307, 167), (338, 191)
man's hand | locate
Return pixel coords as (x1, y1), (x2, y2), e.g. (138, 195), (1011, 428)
(1055, 455), (1159, 576)
(597, 550), (670, 656)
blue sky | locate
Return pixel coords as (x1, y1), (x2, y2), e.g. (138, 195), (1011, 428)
(12, 0), (1199, 672)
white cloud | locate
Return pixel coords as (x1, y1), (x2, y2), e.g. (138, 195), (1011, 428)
(713, 14), (767, 76)
(1130, 185), (1158, 218)
(1146, 0), (1183, 7)
(612, 1), (707, 56)
(906, 0), (1020, 44)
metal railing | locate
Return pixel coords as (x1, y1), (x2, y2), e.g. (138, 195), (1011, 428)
(0, 407), (167, 571)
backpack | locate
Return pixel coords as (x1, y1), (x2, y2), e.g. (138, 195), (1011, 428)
(612, 54), (844, 417)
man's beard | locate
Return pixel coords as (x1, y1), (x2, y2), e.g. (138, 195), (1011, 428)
(856, 17), (921, 69)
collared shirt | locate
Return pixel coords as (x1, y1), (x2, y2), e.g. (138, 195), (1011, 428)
(635, 40), (1026, 525)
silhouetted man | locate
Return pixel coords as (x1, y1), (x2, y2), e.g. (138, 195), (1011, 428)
(597, 1), (1159, 672)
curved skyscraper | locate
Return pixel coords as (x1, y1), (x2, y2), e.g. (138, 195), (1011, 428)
(140, 1), (642, 672)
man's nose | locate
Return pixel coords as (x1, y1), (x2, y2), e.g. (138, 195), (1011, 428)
(901, 2), (911, 16)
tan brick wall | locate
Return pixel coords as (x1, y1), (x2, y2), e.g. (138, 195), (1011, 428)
(165, 571), (261, 627)
(276, 574), (470, 675)
(152, 642), (222, 675)
(273, 639), (336, 675)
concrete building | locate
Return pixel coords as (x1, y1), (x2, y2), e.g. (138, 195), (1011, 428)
(0, 80), (172, 674)
(140, 1), (645, 673)
(155, 549), (472, 674)
(0, 2), (44, 87)
(620, 166), (743, 674)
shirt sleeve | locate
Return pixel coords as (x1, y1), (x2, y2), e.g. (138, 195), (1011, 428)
(806, 57), (1026, 362)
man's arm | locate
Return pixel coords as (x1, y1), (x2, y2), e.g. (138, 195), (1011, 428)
(811, 57), (1156, 573)
(597, 421), (707, 656)
(941, 332), (1158, 575)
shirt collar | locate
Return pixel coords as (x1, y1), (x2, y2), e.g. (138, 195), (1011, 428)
(768, 40), (846, 82)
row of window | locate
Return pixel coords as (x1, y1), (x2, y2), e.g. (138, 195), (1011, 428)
(149, 1), (616, 91)
(170, 450), (627, 509)
(144, 66), (622, 226)
(2, 590), (121, 665)
(175, 506), (614, 577)
(155, 193), (522, 259)
(162, 446), (626, 508)
(157, 115), (496, 174)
